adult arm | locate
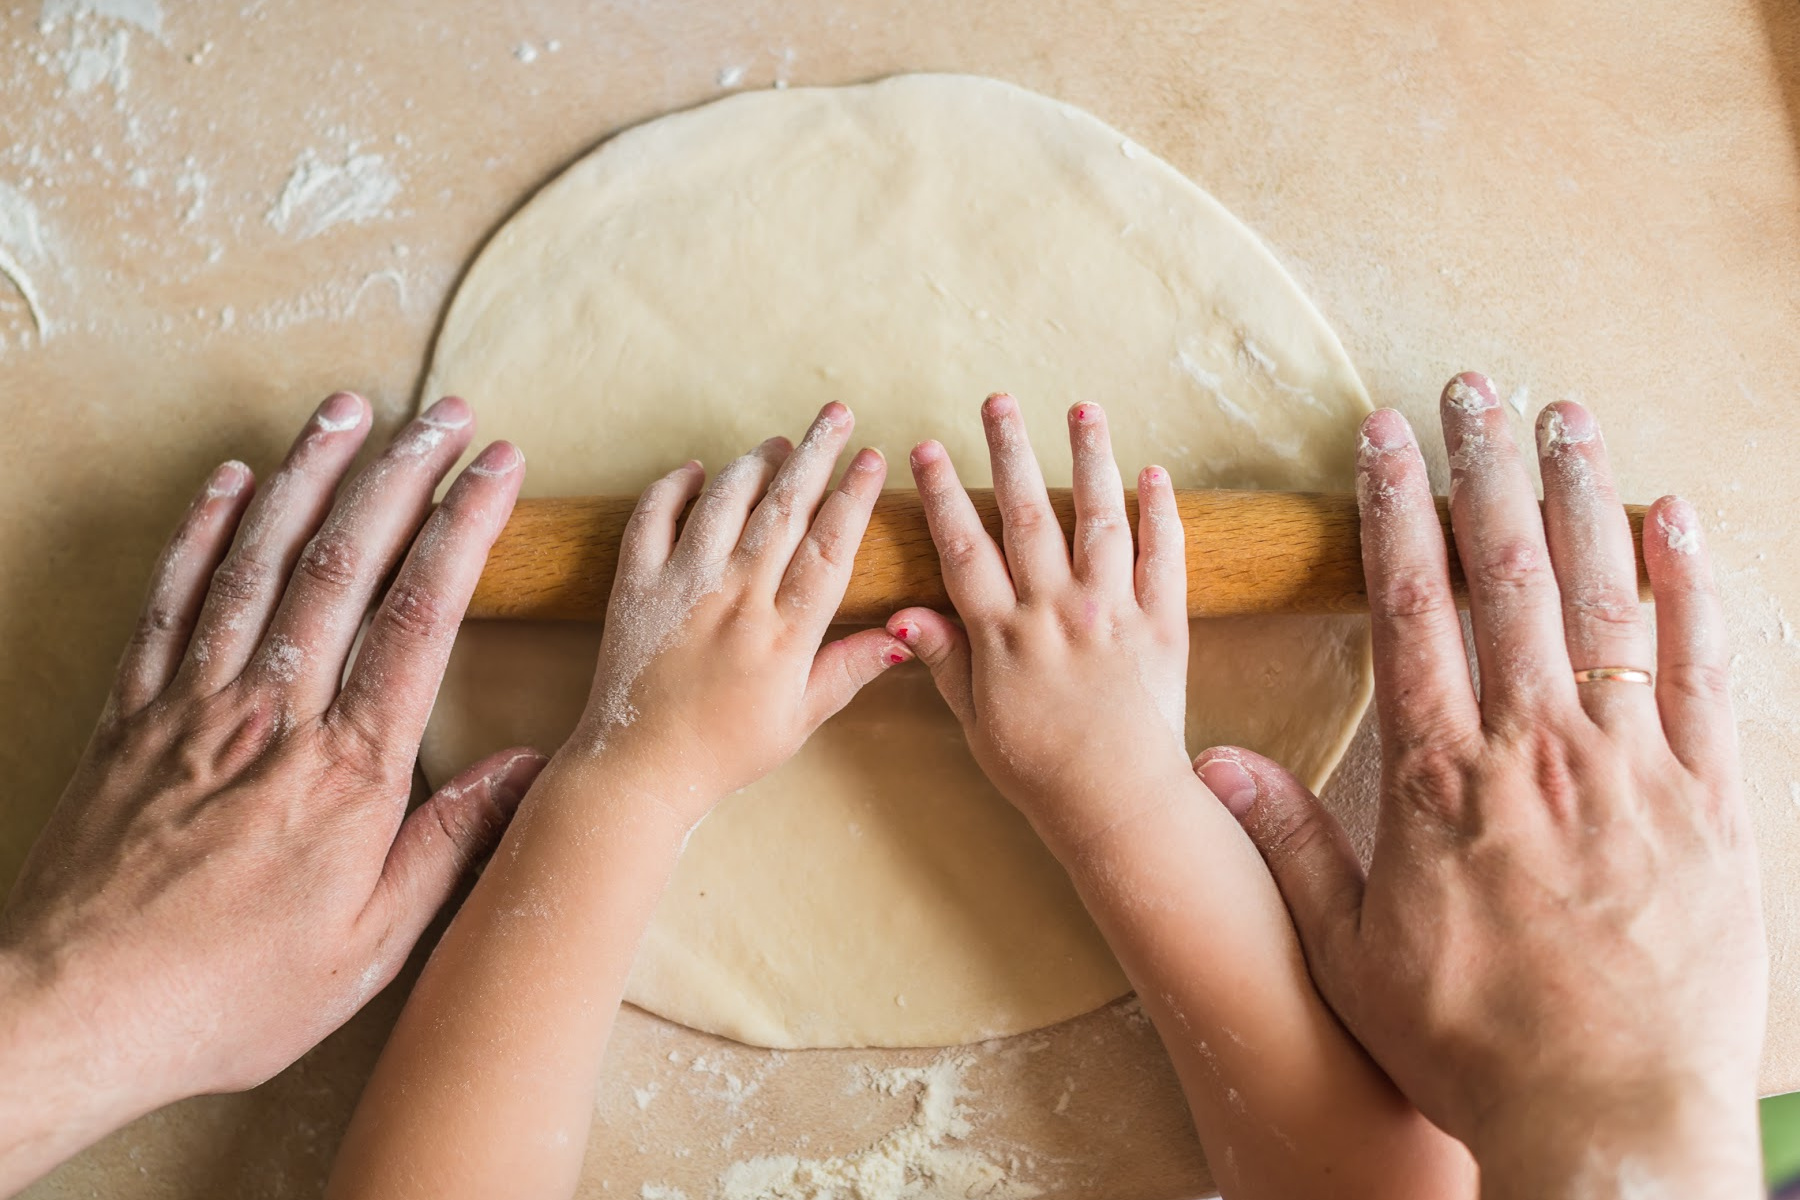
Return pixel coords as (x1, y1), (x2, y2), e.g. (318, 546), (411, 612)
(1197, 375), (1765, 1199)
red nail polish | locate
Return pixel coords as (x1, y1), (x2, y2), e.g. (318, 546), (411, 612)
(894, 625), (910, 641)
(887, 652), (907, 664)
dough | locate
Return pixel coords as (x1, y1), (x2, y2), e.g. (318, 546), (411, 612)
(419, 74), (1373, 1049)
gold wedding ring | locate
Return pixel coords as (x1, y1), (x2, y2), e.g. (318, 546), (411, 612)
(1572, 666), (1654, 686)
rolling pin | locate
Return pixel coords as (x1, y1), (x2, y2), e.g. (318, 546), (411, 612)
(466, 490), (1652, 623)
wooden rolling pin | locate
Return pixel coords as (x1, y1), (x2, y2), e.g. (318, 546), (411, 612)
(466, 490), (1652, 622)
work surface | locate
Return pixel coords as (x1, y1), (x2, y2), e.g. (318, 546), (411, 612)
(4, 1), (1800, 1197)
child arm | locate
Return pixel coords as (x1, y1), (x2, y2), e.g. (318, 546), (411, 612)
(889, 395), (1475, 1200)
(327, 404), (912, 1200)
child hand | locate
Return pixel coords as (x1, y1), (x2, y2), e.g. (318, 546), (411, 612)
(889, 394), (1191, 853)
(567, 402), (911, 821)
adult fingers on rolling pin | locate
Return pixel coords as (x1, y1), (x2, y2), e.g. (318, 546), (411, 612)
(1195, 373), (1765, 1197)
(0, 394), (544, 1194)
(559, 401), (913, 821)
(891, 395), (1191, 852)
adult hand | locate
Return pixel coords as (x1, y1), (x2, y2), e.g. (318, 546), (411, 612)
(0, 392), (543, 1193)
(1194, 373), (1765, 1199)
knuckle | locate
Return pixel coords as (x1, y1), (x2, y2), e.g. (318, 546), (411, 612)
(940, 536), (985, 571)
(1389, 745), (1473, 824)
(1471, 536), (1550, 593)
(1566, 586), (1643, 634)
(207, 555), (277, 605)
(760, 485), (801, 528)
(295, 532), (363, 592)
(797, 528), (848, 571)
(1000, 501), (1048, 536)
(1372, 565), (1451, 620)
(1663, 660), (1732, 705)
(132, 600), (184, 645)
(1258, 803), (1332, 870)
(378, 580), (454, 645)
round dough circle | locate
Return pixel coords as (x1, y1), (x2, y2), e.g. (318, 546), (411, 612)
(420, 74), (1373, 1049)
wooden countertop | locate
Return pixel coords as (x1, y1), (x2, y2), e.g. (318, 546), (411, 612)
(5, 1), (1799, 1197)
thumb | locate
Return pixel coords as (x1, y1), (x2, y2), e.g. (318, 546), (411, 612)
(887, 607), (975, 727)
(1194, 746), (1364, 996)
(801, 627), (913, 730)
(370, 747), (548, 965)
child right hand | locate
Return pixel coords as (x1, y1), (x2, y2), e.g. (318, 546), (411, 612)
(888, 393), (1197, 853)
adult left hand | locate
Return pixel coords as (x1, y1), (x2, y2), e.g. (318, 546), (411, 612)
(0, 393), (542, 1194)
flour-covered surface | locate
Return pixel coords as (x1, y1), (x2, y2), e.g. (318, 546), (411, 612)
(5, 1), (1800, 1198)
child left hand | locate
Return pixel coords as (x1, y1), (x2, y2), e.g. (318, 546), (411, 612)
(564, 401), (912, 822)
(884, 394), (1194, 853)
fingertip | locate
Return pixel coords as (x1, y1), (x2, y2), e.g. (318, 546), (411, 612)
(818, 400), (852, 425)
(1650, 495), (1705, 559)
(847, 446), (886, 474)
(1535, 400), (1598, 457)
(1069, 401), (1103, 425)
(982, 392), (1018, 420)
(1192, 748), (1258, 817)
(886, 606), (952, 648)
(883, 639), (914, 667)
(313, 390), (368, 434)
(420, 394), (474, 430)
(910, 439), (947, 469)
(1138, 464), (1169, 491)
(466, 440), (523, 478)
(492, 749), (551, 807)
(1441, 371), (1498, 413)
(1357, 408), (1415, 461)
(206, 459), (253, 499)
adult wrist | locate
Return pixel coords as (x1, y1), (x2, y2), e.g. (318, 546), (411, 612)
(1470, 1076), (1762, 1200)
(0, 948), (168, 1193)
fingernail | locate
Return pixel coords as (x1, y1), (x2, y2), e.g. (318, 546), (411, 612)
(1196, 754), (1257, 817)
(849, 447), (885, 472)
(910, 440), (944, 466)
(1442, 373), (1498, 414)
(420, 395), (473, 430)
(467, 442), (523, 477)
(1656, 497), (1702, 556)
(886, 648), (911, 665)
(1357, 409), (1414, 461)
(315, 391), (364, 433)
(892, 621), (913, 642)
(207, 460), (250, 498)
(983, 392), (1017, 418)
(1142, 466), (1165, 485)
(1535, 403), (1595, 455)
(1072, 402), (1099, 423)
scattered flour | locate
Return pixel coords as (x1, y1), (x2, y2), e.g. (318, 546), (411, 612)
(39, 0), (164, 37)
(1657, 510), (1700, 556)
(714, 1057), (1040, 1200)
(0, 180), (52, 338)
(266, 149), (402, 239)
(55, 24), (132, 94)
(1443, 376), (1493, 413)
(718, 63), (746, 88)
(514, 42), (540, 63)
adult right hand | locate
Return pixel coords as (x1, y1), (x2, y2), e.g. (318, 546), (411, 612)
(1194, 373), (1765, 1199)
